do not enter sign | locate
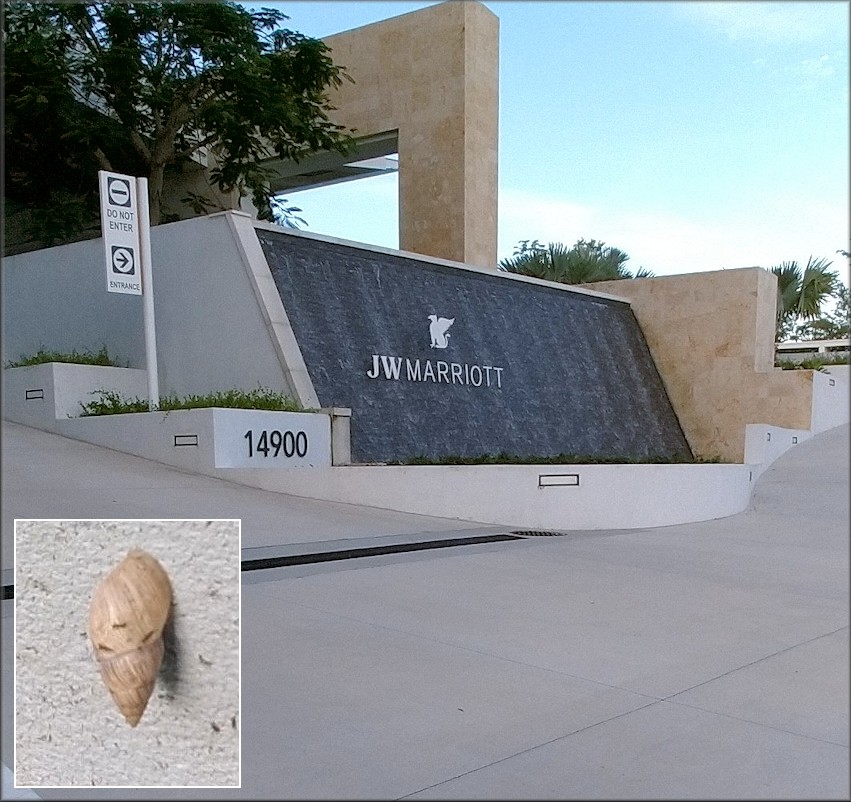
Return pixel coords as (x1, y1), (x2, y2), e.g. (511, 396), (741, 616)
(96, 169), (159, 409)
(99, 171), (142, 295)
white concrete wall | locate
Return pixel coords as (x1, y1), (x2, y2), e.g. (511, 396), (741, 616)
(3, 365), (334, 469)
(2, 237), (145, 369)
(54, 408), (332, 472)
(5, 362), (752, 531)
(811, 365), (849, 433)
(3, 364), (147, 431)
(21, 409), (756, 530)
(0, 363), (763, 532)
(219, 461), (755, 531)
(2, 213), (304, 402)
(744, 424), (813, 481)
(742, 368), (848, 479)
(14, 519), (240, 787)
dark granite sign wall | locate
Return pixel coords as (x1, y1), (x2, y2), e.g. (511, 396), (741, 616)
(257, 230), (692, 464)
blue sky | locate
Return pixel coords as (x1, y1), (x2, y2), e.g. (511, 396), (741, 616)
(247, 1), (849, 284)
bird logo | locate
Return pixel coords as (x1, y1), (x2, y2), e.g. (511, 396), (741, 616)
(428, 315), (455, 349)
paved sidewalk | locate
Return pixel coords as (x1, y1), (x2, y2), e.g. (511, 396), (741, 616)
(2, 421), (848, 799)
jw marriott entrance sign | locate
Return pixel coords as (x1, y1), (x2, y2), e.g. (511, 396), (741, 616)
(257, 230), (691, 464)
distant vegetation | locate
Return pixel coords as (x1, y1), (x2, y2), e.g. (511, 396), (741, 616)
(499, 238), (653, 284)
(775, 354), (849, 371)
(772, 257), (848, 342)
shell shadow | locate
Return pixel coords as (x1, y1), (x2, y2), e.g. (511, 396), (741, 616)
(158, 608), (181, 696)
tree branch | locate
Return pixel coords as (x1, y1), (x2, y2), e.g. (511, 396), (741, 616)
(129, 129), (152, 162)
(174, 129), (219, 160)
(93, 147), (112, 171)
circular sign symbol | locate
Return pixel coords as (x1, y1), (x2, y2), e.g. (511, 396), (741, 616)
(111, 246), (135, 274)
(107, 177), (132, 207)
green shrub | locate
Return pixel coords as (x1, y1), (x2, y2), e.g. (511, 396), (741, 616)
(5, 345), (121, 368)
(80, 386), (304, 416)
(81, 390), (151, 416)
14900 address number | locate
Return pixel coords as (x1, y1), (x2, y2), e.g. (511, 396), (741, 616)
(244, 429), (308, 459)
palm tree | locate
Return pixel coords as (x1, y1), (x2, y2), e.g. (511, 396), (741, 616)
(771, 256), (839, 341)
(499, 238), (653, 284)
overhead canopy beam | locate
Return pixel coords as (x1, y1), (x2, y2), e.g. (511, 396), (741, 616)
(265, 131), (399, 194)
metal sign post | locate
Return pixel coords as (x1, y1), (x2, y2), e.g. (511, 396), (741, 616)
(99, 170), (159, 410)
(135, 177), (159, 407)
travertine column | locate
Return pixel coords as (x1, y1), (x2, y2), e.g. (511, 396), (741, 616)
(323, 1), (499, 268)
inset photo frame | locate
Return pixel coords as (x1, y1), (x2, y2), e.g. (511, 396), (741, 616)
(13, 519), (241, 789)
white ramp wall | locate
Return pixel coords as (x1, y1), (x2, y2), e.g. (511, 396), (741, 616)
(811, 366), (849, 433)
(2, 213), (301, 402)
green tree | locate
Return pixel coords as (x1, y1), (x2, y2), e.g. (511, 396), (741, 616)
(4, 1), (354, 242)
(792, 281), (850, 341)
(771, 257), (839, 341)
(499, 239), (653, 284)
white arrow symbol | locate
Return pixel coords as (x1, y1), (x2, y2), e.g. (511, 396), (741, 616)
(112, 247), (135, 274)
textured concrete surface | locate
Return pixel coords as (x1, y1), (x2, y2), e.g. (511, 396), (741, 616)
(2, 421), (848, 799)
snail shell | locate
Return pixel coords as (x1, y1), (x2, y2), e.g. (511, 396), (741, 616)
(89, 549), (172, 727)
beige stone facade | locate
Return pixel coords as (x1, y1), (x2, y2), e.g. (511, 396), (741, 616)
(589, 268), (816, 463)
(322, 0), (499, 268)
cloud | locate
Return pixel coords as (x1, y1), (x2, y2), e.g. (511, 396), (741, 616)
(789, 54), (834, 79)
(752, 52), (838, 91)
(680, 2), (841, 45)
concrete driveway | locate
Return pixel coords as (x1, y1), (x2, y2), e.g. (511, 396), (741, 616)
(2, 421), (848, 799)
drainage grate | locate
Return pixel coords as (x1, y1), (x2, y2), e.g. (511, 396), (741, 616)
(242, 533), (524, 571)
(511, 529), (570, 537)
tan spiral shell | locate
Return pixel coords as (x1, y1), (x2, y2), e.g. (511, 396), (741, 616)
(89, 549), (173, 727)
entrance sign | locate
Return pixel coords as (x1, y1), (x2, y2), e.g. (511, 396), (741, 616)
(257, 229), (692, 464)
(98, 170), (159, 408)
(99, 171), (142, 295)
